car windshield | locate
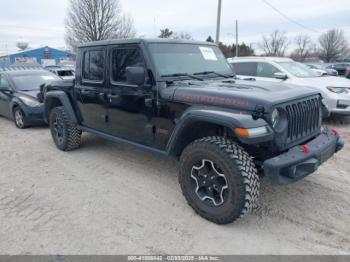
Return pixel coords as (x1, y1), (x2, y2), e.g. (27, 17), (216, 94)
(277, 62), (320, 78)
(148, 43), (233, 78)
(12, 73), (60, 91)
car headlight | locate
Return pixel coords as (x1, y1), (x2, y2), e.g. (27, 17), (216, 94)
(19, 96), (41, 107)
(271, 109), (280, 128)
(327, 87), (348, 94)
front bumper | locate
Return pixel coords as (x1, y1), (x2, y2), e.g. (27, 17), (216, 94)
(330, 100), (350, 116)
(264, 128), (344, 185)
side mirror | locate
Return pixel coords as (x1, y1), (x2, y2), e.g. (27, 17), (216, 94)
(274, 72), (288, 80)
(126, 66), (146, 86)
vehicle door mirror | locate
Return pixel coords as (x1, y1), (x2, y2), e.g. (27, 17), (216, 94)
(274, 72), (288, 80)
(126, 66), (146, 86)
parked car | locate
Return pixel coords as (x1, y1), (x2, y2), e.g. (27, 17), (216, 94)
(327, 63), (350, 76)
(40, 39), (344, 224)
(46, 67), (75, 81)
(228, 57), (350, 117)
(306, 64), (338, 76)
(0, 68), (60, 128)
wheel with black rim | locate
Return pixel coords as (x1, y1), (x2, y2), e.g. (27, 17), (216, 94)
(13, 107), (27, 129)
(179, 136), (260, 224)
(49, 106), (82, 151)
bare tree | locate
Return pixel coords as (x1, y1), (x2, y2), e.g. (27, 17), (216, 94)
(291, 34), (312, 61)
(259, 30), (289, 56)
(65, 0), (136, 50)
(318, 29), (349, 62)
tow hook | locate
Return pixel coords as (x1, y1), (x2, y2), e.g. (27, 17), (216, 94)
(252, 105), (265, 120)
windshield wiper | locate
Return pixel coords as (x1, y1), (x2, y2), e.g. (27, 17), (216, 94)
(194, 71), (234, 78)
(161, 73), (203, 81)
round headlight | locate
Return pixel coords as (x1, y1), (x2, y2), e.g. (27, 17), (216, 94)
(271, 109), (280, 128)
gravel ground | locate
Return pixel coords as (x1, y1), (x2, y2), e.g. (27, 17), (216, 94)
(0, 116), (349, 255)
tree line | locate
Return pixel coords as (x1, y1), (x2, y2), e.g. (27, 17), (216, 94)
(258, 29), (349, 62)
(65, 0), (349, 62)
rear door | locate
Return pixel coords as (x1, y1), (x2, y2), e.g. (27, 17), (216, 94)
(0, 74), (13, 118)
(75, 48), (109, 131)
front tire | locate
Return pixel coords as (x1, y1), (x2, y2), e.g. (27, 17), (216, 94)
(49, 106), (82, 151)
(13, 107), (27, 129)
(179, 136), (260, 224)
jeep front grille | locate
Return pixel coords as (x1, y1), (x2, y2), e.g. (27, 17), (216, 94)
(284, 96), (321, 144)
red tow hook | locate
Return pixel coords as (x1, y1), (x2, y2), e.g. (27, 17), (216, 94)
(301, 145), (310, 154)
(331, 129), (339, 136)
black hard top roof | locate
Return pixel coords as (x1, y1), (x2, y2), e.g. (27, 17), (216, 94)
(79, 38), (218, 48)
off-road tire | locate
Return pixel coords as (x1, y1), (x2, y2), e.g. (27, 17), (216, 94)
(13, 107), (28, 129)
(179, 136), (260, 224)
(49, 106), (81, 151)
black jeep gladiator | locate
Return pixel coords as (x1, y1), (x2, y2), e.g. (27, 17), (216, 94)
(41, 39), (344, 224)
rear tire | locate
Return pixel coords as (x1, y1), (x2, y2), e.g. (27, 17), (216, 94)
(13, 107), (28, 129)
(179, 136), (260, 224)
(49, 106), (81, 151)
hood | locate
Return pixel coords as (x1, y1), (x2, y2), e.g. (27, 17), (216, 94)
(294, 76), (350, 88)
(168, 78), (319, 112)
(17, 90), (41, 100)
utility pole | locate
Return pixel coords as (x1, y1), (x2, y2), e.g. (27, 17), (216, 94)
(215, 0), (222, 43)
(235, 20), (239, 57)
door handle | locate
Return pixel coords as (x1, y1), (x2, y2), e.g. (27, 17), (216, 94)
(107, 94), (120, 99)
(98, 93), (106, 100)
(144, 98), (153, 108)
(80, 89), (91, 95)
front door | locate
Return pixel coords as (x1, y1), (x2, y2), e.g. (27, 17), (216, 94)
(75, 48), (109, 131)
(0, 74), (12, 118)
(106, 45), (154, 145)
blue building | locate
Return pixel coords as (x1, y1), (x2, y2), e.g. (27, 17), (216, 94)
(0, 46), (75, 67)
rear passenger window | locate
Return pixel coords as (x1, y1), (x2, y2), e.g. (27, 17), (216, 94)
(0, 75), (9, 88)
(83, 50), (105, 81)
(231, 62), (257, 76)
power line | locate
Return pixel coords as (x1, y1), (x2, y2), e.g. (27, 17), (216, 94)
(261, 0), (319, 33)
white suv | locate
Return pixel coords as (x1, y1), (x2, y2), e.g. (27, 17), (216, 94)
(228, 57), (350, 117)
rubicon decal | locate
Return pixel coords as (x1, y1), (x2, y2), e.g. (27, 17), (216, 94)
(175, 93), (249, 108)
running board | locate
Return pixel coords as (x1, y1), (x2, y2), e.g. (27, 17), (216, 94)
(77, 125), (169, 157)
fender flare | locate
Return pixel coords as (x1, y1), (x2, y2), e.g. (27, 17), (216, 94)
(166, 106), (272, 156)
(8, 99), (22, 119)
(44, 91), (78, 124)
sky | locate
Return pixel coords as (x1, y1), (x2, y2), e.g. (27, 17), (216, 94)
(0, 0), (349, 55)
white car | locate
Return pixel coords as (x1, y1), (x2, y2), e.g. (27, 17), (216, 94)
(46, 67), (75, 81)
(228, 57), (350, 117)
(305, 64), (327, 76)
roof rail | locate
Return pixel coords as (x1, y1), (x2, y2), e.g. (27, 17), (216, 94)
(0, 65), (44, 72)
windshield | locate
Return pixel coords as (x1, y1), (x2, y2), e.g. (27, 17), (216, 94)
(277, 62), (320, 78)
(12, 73), (59, 91)
(148, 43), (233, 78)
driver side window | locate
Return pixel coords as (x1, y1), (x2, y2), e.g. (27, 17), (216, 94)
(111, 48), (145, 83)
(256, 62), (281, 78)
